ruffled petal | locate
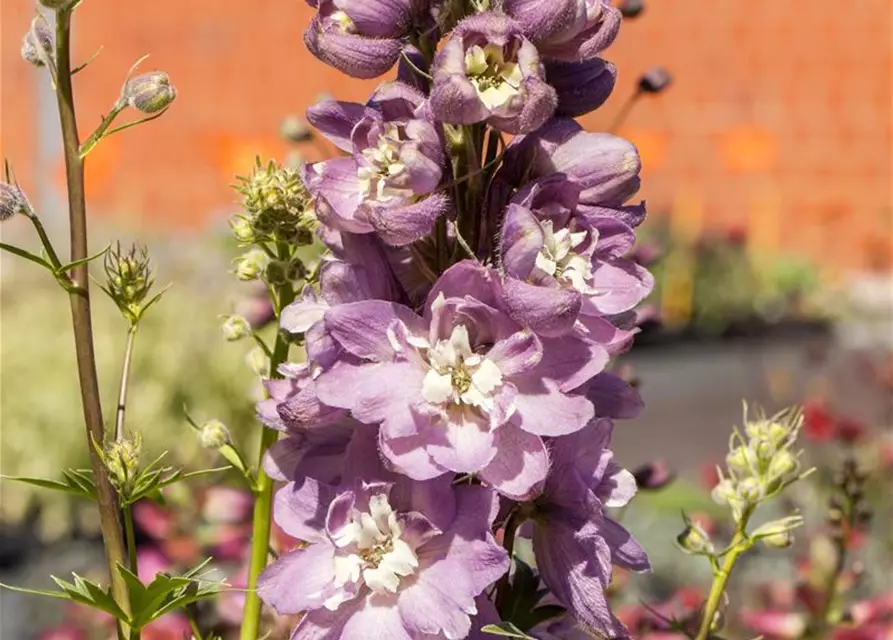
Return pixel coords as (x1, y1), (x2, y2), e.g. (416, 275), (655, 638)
(478, 423), (549, 500)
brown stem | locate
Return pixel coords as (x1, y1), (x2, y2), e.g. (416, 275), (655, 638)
(55, 7), (131, 629)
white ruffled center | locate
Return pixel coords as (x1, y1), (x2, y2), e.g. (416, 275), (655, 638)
(328, 493), (419, 607)
(533, 220), (596, 294)
(465, 44), (523, 110)
(357, 123), (412, 203)
(421, 324), (503, 411)
(328, 10), (357, 35)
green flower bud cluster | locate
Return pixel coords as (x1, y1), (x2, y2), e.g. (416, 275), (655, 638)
(103, 242), (156, 321)
(233, 159), (316, 248)
(104, 434), (143, 491)
(198, 419), (232, 450)
(711, 407), (809, 521)
(676, 516), (715, 556)
(220, 315), (252, 342)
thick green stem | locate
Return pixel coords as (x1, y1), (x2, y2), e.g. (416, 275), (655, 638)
(694, 509), (753, 640)
(240, 279), (294, 640)
(55, 7), (132, 631)
(123, 505), (138, 577)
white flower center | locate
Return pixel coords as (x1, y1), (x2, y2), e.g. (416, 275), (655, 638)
(421, 324), (503, 411)
(327, 493), (419, 607)
(329, 10), (357, 35)
(464, 44), (523, 110)
(356, 123), (412, 203)
(533, 220), (596, 294)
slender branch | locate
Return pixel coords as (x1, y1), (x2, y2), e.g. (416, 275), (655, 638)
(123, 505), (138, 576)
(115, 324), (138, 440)
(240, 272), (295, 640)
(608, 90), (642, 134)
(694, 507), (754, 640)
(54, 7), (132, 631)
(23, 211), (64, 269)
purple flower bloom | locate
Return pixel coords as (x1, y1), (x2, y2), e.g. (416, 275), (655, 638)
(499, 175), (653, 335)
(430, 12), (557, 134)
(529, 418), (649, 638)
(304, 83), (449, 246)
(502, 0), (622, 62)
(310, 261), (606, 499)
(304, 0), (419, 79)
(498, 118), (646, 228)
(258, 441), (509, 640)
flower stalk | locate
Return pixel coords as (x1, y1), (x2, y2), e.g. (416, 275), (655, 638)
(54, 5), (131, 630)
(240, 273), (295, 640)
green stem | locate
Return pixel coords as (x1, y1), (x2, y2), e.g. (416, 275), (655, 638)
(115, 324), (138, 441)
(694, 508), (753, 640)
(608, 90), (642, 134)
(123, 505), (138, 576)
(24, 211), (64, 269)
(240, 278), (295, 640)
(55, 7), (132, 633)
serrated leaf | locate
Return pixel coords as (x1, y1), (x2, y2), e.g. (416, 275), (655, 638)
(1, 474), (93, 499)
(49, 574), (129, 622)
(0, 582), (71, 600)
(481, 622), (537, 638)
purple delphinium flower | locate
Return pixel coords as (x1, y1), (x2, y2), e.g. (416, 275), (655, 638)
(499, 174), (653, 336)
(258, 437), (509, 640)
(304, 82), (449, 246)
(430, 12), (557, 134)
(527, 418), (649, 639)
(304, 0), (421, 79)
(497, 118), (646, 229)
(501, 0), (622, 62)
(310, 261), (608, 499)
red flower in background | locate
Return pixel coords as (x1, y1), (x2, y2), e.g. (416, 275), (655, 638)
(803, 399), (835, 442)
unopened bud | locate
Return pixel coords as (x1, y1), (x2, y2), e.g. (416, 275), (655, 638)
(246, 346), (270, 378)
(638, 66), (672, 94)
(229, 216), (256, 244)
(265, 260), (290, 286)
(199, 419), (232, 450)
(737, 477), (764, 503)
(280, 115), (313, 143)
(677, 520), (714, 555)
(234, 249), (270, 281)
(726, 445), (757, 475)
(711, 478), (737, 506)
(0, 183), (28, 221)
(124, 71), (177, 114)
(768, 450), (799, 479)
(221, 315), (251, 342)
(21, 21), (53, 67)
(762, 529), (795, 549)
(106, 435), (142, 488)
(618, 0), (645, 18)
(632, 460), (675, 491)
(753, 515), (803, 549)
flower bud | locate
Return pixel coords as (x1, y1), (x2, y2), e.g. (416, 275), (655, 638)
(280, 115), (313, 143)
(619, 0), (645, 18)
(21, 21), (53, 67)
(104, 243), (155, 320)
(638, 66), (672, 94)
(235, 160), (312, 241)
(737, 477), (764, 503)
(265, 260), (290, 286)
(753, 515), (804, 549)
(198, 419), (232, 450)
(711, 478), (737, 506)
(768, 449), (799, 480)
(124, 71), (177, 114)
(246, 346), (270, 378)
(229, 216), (256, 244)
(726, 445), (757, 475)
(234, 249), (270, 281)
(106, 434), (142, 488)
(677, 520), (714, 555)
(632, 460), (675, 490)
(0, 183), (28, 221)
(221, 315), (251, 342)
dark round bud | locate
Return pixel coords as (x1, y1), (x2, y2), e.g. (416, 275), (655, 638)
(855, 506), (872, 526)
(124, 71), (177, 114)
(638, 66), (673, 94)
(265, 260), (290, 286)
(0, 183), (28, 221)
(21, 21), (53, 67)
(286, 258), (307, 282)
(632, 460), (675, 491)
(619, 0), (645, 18)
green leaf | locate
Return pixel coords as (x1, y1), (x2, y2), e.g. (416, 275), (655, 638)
(0, 242), (53, 270)
(481, 622), (537, 638)
(50, 574), (129, 622)
(1, 473), (94, 499)
(0, 582), (71, 600)
(55, 244), (110, 275)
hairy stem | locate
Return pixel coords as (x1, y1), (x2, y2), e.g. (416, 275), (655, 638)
(240, 276), (295, 640)
(55, 7), (131, 630)
(115, 324), (138, 440)
(694, 508), (753, 640)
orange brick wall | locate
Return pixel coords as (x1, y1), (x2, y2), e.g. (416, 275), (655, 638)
(1, 1), (891, 268)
